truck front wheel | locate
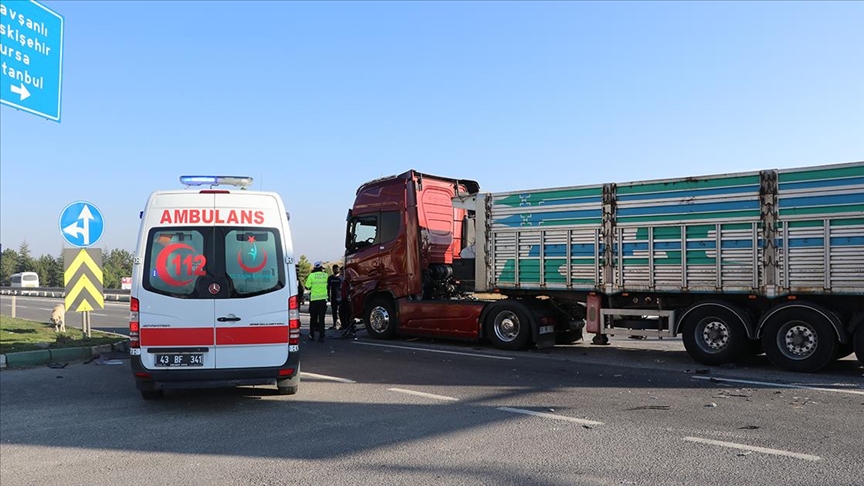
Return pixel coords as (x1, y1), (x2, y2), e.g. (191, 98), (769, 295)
(485, 302), (532, 350)
(364, 297), (397, 340)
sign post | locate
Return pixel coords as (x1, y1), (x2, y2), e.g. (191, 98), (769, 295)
(60, 201), (105, 338)
(0, 0), (64, 121)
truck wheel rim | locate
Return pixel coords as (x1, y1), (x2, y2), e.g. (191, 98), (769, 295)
(370, 306), (390, 333)
(494, 311), (520, 342)
(698, 318), (729, 351)
(778, 321), (817, 360)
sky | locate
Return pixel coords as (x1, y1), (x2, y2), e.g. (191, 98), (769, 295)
(1, 1), (863, 262)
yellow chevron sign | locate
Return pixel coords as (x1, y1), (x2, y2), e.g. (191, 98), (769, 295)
(64, 248), (104, 312)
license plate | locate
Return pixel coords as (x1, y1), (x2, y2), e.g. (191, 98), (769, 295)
(154, 353), (203, 367)
(539, 325), (555, 334)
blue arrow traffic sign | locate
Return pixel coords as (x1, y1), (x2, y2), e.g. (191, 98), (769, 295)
(59, 201), (104, 248)
(0, 0), (64, 122)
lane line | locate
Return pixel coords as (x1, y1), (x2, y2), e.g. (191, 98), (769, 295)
(388, 388), (459, 402)
(300, 372), (356, 383)
(497, 407), (604, 426)
(683, 437), (821, 462)
(354, 341), (514, 360)
(692, 375), (864, 396)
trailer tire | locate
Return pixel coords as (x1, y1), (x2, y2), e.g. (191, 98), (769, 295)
(836, 341), (854, 360)
(760, 305), (838, 373)
(485, 302), (532, 350)
(854, 326), (864, 366)
(680, 303), (749, 366)
(364, 297), (397, 340)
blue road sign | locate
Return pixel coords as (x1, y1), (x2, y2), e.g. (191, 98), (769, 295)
(59, 201), (104, 248)
(0, 0), (64, 122)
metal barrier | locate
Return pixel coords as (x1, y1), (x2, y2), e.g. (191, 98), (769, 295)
(0, 287), (130, 302)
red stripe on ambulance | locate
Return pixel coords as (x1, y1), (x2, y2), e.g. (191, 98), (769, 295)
(159, 209), (265, 225)
(216, 326), (289, 345)
(140, 327), (215, 346)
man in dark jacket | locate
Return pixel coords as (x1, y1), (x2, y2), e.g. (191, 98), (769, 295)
(327, 264), (343, 330)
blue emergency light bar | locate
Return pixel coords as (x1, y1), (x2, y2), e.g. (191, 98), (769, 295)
(180, 175), (254, 189)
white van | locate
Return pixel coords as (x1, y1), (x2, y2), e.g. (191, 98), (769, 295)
(130, 176), (301, 400)
(10, 272), (39, 288)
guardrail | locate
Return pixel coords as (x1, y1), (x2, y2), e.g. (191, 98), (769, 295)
(0, 287), (130, 302)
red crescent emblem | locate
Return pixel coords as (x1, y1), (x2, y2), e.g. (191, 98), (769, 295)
(155, 243), (195, 287)
(237, 249), (268, 273)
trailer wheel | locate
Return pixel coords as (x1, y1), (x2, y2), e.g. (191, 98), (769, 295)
(364, 297), (397, 340)
(760, 305), (838, 373)
(854, 325), (864, 366)
(835, 341), (854, 360)
(680, 303), (749, 366)
(485, 302), (532, 350)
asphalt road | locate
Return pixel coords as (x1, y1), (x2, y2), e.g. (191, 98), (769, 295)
(1, 295), (863, 485)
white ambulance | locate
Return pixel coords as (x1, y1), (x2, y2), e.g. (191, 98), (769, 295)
(130, 175), (301, 400)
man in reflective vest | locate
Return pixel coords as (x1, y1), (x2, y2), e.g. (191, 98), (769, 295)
(305, 261), (329, 342)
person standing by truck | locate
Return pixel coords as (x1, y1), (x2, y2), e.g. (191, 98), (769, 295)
(305, 261), (329, 342)
(327, 264), (343, 330)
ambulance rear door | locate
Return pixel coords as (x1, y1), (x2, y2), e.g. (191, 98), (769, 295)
(138, 193), (217, 370)
(212, 193), (291, 369)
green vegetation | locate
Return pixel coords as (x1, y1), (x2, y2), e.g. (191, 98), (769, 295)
(0, 241), (133, 289)
(0, 316), (124, 354)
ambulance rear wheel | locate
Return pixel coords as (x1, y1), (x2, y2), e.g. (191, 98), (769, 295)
(277, 373), (300, 395)
(140, 390), (164, 400)
(365, 297), (397, 340)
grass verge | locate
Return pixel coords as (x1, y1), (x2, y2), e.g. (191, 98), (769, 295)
(0, 315), (124, 354)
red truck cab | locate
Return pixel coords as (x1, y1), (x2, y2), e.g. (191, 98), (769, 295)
(343, 170), (581, 349)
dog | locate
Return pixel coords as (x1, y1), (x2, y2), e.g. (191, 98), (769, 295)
(50, 304), (66, 333)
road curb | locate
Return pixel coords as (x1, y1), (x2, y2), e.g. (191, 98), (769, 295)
(0, 338), (129, 369)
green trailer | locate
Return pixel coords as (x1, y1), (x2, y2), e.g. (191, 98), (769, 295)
(471, 161), (864, 372)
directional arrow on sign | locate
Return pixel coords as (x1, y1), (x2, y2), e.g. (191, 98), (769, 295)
(63, 205), (95, 246)
(10, 83), (30, 101)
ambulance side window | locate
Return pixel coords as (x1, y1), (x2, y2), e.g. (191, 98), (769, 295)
(223, 228), (284, 296)
(144, 229), (207, 296)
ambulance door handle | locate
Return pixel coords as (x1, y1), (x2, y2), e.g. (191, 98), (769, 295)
(217, 315), (241, 322)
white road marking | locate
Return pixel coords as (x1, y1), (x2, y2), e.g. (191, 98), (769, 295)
(497, 407), (604, 426)
(300, 372), (356, 383)
(354, 341), (514, 360)
(683, 436), (821, 462)
(388, 387), (459, 401)
(692, 375), (864, 396)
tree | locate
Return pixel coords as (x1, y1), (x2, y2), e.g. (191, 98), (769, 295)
(34, 254), (63, 288)
(296, 255), (312, 285)
(0, 248), (19, 285)
(103, 248), (133, 289)
(17, 241), (35, 273)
